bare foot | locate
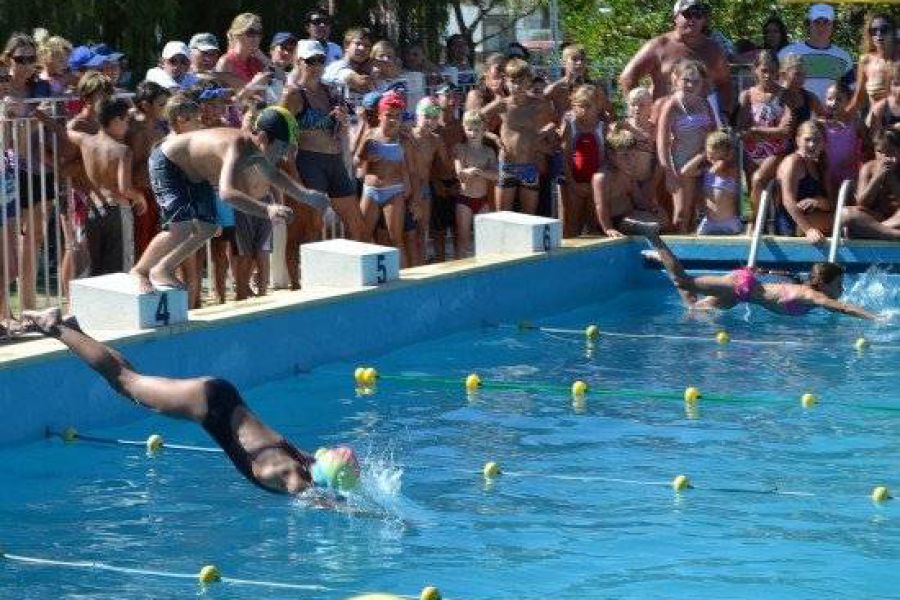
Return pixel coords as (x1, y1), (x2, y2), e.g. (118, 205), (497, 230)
(129, 267), (154, 294)
(641, 249), (662, 264)
(21, 307), (63, 336)
(148, 268), (187, 291)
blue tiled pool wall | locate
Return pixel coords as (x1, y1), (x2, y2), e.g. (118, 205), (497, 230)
(0, 241), (649, 446)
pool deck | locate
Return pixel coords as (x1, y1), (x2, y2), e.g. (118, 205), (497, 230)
(0, 234), (896, 446)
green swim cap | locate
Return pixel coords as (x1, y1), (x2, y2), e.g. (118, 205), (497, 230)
(254, 106), (299, 146)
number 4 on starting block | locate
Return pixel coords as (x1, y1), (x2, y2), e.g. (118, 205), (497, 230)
(70, 273), (188, 331)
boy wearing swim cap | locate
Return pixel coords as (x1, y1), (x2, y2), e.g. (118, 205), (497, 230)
(130, 105), (329, 293)
(354, 91), (417, 264)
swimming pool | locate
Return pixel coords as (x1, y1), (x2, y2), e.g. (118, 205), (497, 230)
(2, 264), (899, 599)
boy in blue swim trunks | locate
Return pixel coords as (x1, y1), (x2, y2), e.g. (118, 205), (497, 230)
(130, 106), (328, 293)
(480, 58), (557, 214)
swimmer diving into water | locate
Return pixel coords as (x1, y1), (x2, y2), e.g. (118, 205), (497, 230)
(21, 308), (360, 496)
(643, 232), (876, 319)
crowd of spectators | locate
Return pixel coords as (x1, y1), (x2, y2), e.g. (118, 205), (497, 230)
(0, 2), (898, 324)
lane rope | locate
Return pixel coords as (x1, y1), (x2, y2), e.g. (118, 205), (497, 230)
(0, 550), (418, 597)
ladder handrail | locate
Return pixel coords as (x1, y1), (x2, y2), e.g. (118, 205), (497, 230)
(747, 179), (777, 268)
(827, 179), (853, 264)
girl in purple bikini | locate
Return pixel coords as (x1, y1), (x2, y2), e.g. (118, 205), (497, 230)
(643, 231), (875, 319)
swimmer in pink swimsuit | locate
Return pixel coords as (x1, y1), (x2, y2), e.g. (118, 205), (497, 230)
(642, 232), (875, 319)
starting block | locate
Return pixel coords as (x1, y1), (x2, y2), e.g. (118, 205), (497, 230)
(70, 273), (188, 331)
(300, 239), (400, 288)
(474, 211), (562, 256)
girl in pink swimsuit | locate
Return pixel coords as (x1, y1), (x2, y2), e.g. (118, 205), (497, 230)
(643, 232), (875, 319)
(657, 59), (716, 233)
(822, 82), (863, 195)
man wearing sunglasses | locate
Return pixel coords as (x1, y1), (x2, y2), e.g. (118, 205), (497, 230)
(304, 8), (342, 67)
(619, 0), (731, 117)
(778, 3), (852, 104)
(145, 41), (199, 91)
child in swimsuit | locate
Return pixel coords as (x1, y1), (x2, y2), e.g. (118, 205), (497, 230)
(681, 131), (742, 235)
(642, 232), (875, 319)
(736, 51), (790, 229)
(821, 82), (863, 195)
(560, 84), (606, 238)
(356, 91), (415, 264)
(776, 120), (834, 242)
(454, 110), (498, 257)
(657, 59), (716, 232)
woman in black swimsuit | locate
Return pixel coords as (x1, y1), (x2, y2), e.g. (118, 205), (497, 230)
(22, 307), (318, 495)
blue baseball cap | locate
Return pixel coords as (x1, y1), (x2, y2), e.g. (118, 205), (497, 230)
(85, 54), (112, 69)
(198, 87), (230, 101)
(362, 91), (383, 110)
(90, 43), (125, 61)
(270, 32), (298, 49)
(68, 46), (97, 71)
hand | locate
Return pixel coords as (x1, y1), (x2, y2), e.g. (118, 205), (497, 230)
(796, 198), (818, 212)
(409, 197), (425, 222)
(300, 189), (330, 211)
(804, 228), (825, 243)
(248, 70), (272, 88)
(267, 203), (294, 224)
(664, 168), (680, 193)
(605, 228), (625, 239)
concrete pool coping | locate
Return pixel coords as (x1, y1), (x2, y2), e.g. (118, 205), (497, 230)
(1, 234), (896, 446)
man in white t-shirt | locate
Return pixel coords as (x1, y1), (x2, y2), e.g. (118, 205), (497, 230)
(304, 7), (342, 66)
(145, 41), (200, 90)
(778, 3), (853, 103)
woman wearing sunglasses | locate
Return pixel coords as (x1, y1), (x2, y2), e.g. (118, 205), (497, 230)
(1, 33), (54, 312)
(216, 12), (272, 105)
(279, 40), (365, 288)
(848, 13), (898, 116)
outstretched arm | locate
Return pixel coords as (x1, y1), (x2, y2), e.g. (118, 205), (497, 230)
(805, 290), (876, 320)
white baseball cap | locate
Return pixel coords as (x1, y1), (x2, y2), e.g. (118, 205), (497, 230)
(161, 41), (190, 60)
(808, 4), (835, 22)
(296, 39), (326, 60)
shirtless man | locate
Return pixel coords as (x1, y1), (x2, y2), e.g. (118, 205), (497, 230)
(544, 44), (613, 123)
(842, 129), (900, 240)
(130, 107), (328, 292)
(480, 59), (557, 214)
(619, 0), (732, 116)
(409, 97), (452, 266)
(21, 307), (361, 497)
(593, 129), (663, 238)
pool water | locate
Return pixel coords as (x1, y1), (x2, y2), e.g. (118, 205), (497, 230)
(3, 269), (900, 599)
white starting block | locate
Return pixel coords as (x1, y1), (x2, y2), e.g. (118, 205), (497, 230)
(300, 239), (400, 288)
(474, 211), (562, 256)
(70, 273), (188, 331)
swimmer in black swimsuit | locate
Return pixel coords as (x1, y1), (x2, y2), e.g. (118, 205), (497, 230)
(21, 307), (315, 495)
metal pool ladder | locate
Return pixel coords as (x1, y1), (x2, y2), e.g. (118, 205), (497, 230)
(746, 180), (777, 268)
(827, 179), (854, 264)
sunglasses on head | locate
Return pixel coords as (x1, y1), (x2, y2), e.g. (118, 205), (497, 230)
(304, 56), (326, 65)
(12, 54), (37, 65)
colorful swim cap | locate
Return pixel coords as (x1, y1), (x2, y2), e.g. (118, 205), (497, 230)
(362, 91), (383, 111)
(254, 106), (299, 145)
(311, 446), (361, 492)
(416, 96), (441, 118)
(378, 91), (406, 114)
